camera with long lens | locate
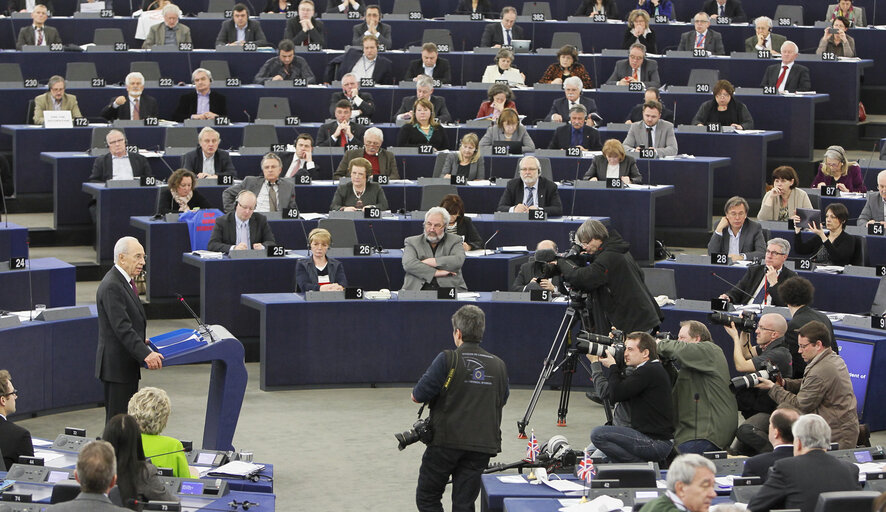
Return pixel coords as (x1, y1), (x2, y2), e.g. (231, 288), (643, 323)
(709, 311), (757, 332)
(571, 330), (626, 371)
(730, 360), (780, 391)
(395, 415), (433, 451)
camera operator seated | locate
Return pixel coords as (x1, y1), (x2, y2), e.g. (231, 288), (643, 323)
(718, 238), (796, 306)
(724, 313), (793, 456)
(656, 321), (737, 455)
(590, 332), (675, 463)
(754, 320), (858, 449)
(780, 276), (835, 376)
(511, 240), (566, 294)
(741, 406), (800, 482)
(552, 219), (662, 334)
(707, 196), (766, 263)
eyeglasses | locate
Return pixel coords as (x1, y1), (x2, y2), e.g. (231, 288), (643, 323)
(798, 342), (814, 349)
(236, 203), (256, 211)
(1, 389), (18, 398)
(765, 250), (786, 256)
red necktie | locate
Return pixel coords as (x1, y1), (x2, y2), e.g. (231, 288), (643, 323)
(132, 98), (140, 120)
(130, 279), (138, 296)
(775, 65), (788, 90)
(36, 27), (44, 46)
(340, 132), (347, 147)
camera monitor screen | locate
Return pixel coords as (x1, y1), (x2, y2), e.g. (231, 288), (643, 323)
(854, 451), (874, 463)
(180, 481), (204, 495)
(196, 452), (217, 465)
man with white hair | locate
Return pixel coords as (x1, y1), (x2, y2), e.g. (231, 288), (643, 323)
(142, 4), (192, 48)
(329, 73), (375, 120)
(96, 237), (163, 424)
(744, 16), (786, 53)
(401, 207), (466, 291)
(496, 156), (563, 216)
(101, 72), (158, 121)
(639, 454), (716, 511)
(760, 41), (811, 93)
(544, 76), (598, 125)
(858, 169), (886, 226)
(334, 127), (398, 179)
(394, 75), (452, 124)
(180, 127), (236, 179)
(747, 414), (859, 512)
(172, 68), (228, 122)
(87, 129), (152, 182)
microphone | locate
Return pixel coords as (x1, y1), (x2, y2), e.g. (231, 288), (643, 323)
(672, 99), (677, 126)
(482, 229), (500, 255)
(367, 222), (393, 291)
(589, 45), (599, 91)
(533, 248), (558, 262)
(567, 159), (580, 219)
(0, 160), (8, 226)
(398, 159), (408, 214)
(27, 239), (33, 321)
(711, 271), (754, 302)
(388, 86), (397, 125)
(176, 293), (218, 342)
(144, 446), (189, 459)
(859, 142), (878, 192)
(242, 109), (252, 123)
(459, 38), (467, 86)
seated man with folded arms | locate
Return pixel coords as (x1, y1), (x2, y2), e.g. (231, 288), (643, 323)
(208, 190), (275, 253)
(32, 75), (81, 125)
(180, 127), (236, 179)
(401, 207), (467, 291)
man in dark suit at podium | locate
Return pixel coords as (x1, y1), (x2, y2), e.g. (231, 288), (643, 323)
(0, 370), (33, 469)
(96, 236), (163, 425)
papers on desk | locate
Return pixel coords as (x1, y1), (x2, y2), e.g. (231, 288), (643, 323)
(856, 462), (886, 479)
(498, 245), (529, 253)
(541, 479), (585, 493)
(497, 475), (527, 484)
(660, 154), (695, 160)
(465, 249), (495, 257)
(557, 495), (624, 511)
(814, 265), (844, 274)
(732, 260), (753, 267)
(839, 192), (865, 199)
(34, 449), (68, 466)
(192, 250), (224, 259)
(735, 129), (766, 134)
(298, 212), (327, 220)
(206, 461), (265, 479)
(465, 180), (492, 187)
(31, 438), (53, 448)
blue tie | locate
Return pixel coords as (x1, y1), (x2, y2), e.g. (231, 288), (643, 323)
(506, 29), (512, 45)
(525, 187), (535, 207)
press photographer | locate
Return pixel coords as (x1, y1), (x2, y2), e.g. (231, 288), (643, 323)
(590, 332), (675, 463)
(408, 305), (509, 512)
(723, 313), (793, 455)
(656, 321), (737, 455)
(546, 219), (662, 334)
(754, 320), (858, 449)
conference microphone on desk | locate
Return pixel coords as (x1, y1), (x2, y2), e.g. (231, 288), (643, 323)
(711, 271), (755, 302)
(367, 222), (393, 292)
(176, 293), (218, 342)
(481, 229), (500, 255)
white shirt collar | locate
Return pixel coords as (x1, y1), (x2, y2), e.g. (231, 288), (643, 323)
(114, 264), (132, 283)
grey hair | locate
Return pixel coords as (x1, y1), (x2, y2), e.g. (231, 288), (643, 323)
(780, 40), (798, 53)
(755, 16), (773, 28)
(563, 76), (583, 90)
(105, 129), (125, 143)
(666, 454), (715, 493)
(629, 42), (647, 54)
(792, 414), (831, 450)
(568, 104), (587, 116)
(415, 75), (435, 90)
(261, 152), (282, 167)
(767, 237), (790, 256)
(693, 11), (711, 22)
(47, 75), (65, 89)
(76, 441), (117, 494)
(576, 219), (609, 244)
(113, 236), (139, 262)
(161, 3), (182, 16)
(877, 169), (886, 182)
(723, 196), (749, 215)
(192, 67), (213, 82)
(519, 155), (540, 172)
(425, 206), (451, 226)
(452, 305), (485, 343)
(495, 48), (514, 63)
(341, 72), (357, 82)
(198, 126), (220, 142)
(363, 126), (383, 142)
(125, 72), (145, 85)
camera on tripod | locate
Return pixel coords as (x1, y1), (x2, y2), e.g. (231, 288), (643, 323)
(709, 311), (757, 332)
(531, 242), (589, 281)
(730, 360), (780, 391)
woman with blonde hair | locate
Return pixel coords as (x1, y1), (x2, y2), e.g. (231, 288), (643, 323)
(128, 387), (193, 478)
(295, 227), (348, 292)
(583, 139), (642, 184)
(435, 133), (485, 180)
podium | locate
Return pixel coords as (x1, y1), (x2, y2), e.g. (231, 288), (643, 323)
(149, 325), (247, 451)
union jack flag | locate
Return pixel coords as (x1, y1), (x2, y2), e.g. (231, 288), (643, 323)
(525, 431), (539, 462)
(576, 452), (596, 482)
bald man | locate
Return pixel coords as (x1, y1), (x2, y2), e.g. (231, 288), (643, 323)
(511, 240), (563, 292)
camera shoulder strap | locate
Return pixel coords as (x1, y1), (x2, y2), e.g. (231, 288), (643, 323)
(442, 349), (459, 391)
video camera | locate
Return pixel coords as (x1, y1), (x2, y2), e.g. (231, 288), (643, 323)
(731, 360), (780, 390)
(531, 243), (589, 281)
(709, 311), (757, 333)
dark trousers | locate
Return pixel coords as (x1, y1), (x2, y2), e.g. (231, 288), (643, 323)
(416, 445), (491, 512)
(104, 380), (138, 425)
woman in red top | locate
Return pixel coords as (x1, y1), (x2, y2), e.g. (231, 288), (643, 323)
(475, 83), (517, 122)
(539, 45), (593, 88)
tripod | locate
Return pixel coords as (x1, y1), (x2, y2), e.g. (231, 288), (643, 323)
(517, 292), (613, 438)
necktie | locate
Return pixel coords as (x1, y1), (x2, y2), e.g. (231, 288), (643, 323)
(287, 159), (301, 178)
(696, 32), (705, 48)
(775, 65), (788, 90)
(129, 278), (138, 296)
(506, 29), (512, 45)
(268, 183), (278, 211)
(752, 277), (768, 305)
(719, 4), (725, 17)
(132, 98), (140, 120)
(340, 130), (347, 147)
(36, 27), (43, 46)
(525, 186), (535, 207)
(646, 127), (654, 148)
(632, 68), (639, 80)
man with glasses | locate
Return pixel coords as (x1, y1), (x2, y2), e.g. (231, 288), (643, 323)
(857, 169), (886, 226)
(605, 43), (660, 89)
(208, 190), (276, 253)
(87, 130), (152, 182)
(221, 153), (296, 213)
(32, 75), (81, 125)
(755, 321), (859, 450)
(677, 12), (725, 55)
(0, 370), (33, 469)
(496, 156), (562, 217)
(334, 127), (397, 179)
(724, 313), (793, 455)
(100, 72), (158, 122)
(719, 238), (796, 306)
(401, 207), (466, 291)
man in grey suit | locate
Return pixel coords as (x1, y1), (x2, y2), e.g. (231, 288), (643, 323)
(142, 4), (192, 49)
(621, 100), (678, 157)
(15, 4), (62, 50)
(677, 12), (726, 55)
(857, 169), (886, 226)
(51, 441), (129, 511)
(208, 190), (276, 253)
(215, 3), (270, 47)
(605, 43), (660, 89)
(96, 237), (163, 425)
(745, 16), (786, 54)
(707, 196), (766, 262)
(32, 75), (82, 124)
(402, 207), (467, 291)
(222, 153), (296, 213)
(394, 75), (452, 124)
(350, 5), (392, 49)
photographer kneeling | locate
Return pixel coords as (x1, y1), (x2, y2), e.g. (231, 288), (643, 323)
(409, 305), (509, 512)
(753, 320), (858, 449)
(723, 313), (793, 455)
(590, 332), (675, 462)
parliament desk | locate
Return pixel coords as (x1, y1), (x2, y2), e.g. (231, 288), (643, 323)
(0, 221), (28, 261)
(130, 214), (605, 302)
(81, 179), (669, 263)
(762, 223), (886, 267)
(0, 257), (77, 311)
(185, 251), (533, 339)
(655, 259), (882, 315)
(0, 305), (103, 418)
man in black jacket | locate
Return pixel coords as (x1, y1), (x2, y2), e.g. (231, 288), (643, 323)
(412, 305), (508, 512)
(87, 130), (152, 182)
(496, 156), (562, 217)
(479, 6), (523, 47)
(547, 105), (602, 151)
(172, 68), (228, 122)
(208, 190), (275, 253)
(215, 3), (270, 47)
(719, 238), (796, 306)
(704, 0), (747, 23)
(590, 332), (674, 462)
(741, 407), (799, 482)
(100, 72), (158, 122)
(0, 370), (33, 469)
(253, 39), (316, 85)
(780, 276), (835, 375)
(180, 127), (236, 179)
(511, 240), (563, 293)
(403, 43), (452, 84)
(328, 73), (375, 120)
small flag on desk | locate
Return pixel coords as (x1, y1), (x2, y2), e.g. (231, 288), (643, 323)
(576, 451), (596, 482)
(525, 430), (539, 462)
